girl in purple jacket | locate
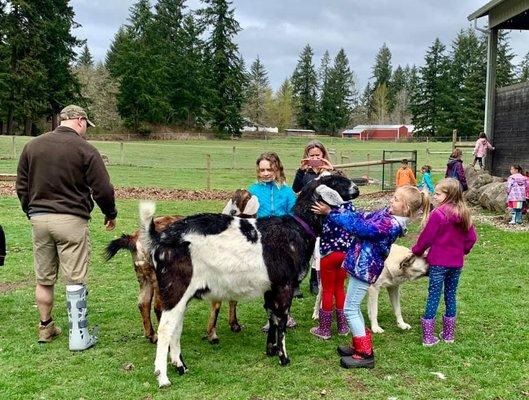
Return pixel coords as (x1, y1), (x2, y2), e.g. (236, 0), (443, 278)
(412, 178), (477, 346)
(313, 185), (430, 369)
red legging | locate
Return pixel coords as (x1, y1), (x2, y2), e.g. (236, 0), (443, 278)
(320, 252), (347, 311)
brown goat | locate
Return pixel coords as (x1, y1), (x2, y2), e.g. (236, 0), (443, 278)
(105, 189), (258, 344)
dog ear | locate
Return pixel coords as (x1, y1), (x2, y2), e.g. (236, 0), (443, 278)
(315, 185), (345, 206)
(242, 195), (260, 216)
(399, 254), (416, 270)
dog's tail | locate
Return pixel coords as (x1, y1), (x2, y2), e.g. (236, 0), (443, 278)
(139, 201), (158, 257)
(105, 235), (136, 261)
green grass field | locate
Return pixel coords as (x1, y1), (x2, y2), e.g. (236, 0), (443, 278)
(1, 137), (528, 399)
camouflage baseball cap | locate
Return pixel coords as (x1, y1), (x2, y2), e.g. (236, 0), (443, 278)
(59, 105), (95, 127)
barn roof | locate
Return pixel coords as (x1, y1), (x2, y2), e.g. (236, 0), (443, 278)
(468, 0), (529, 29)
(348, 125), (414, 133)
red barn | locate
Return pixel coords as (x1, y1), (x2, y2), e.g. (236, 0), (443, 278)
(342, 125), (414, 140)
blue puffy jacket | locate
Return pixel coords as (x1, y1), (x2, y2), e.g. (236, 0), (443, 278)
(248, 181), (297, 218)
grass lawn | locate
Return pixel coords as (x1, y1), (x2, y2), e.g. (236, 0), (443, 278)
(1, 192), (528, 399)
(0, 136), (462, 191)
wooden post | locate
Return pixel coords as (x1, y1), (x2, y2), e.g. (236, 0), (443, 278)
(12, 136), (16, 159)
(206, 154), (211, 190)
(232, 146), (236, 170)
(366, 153), (370, 179)
(452, 129), (458, 149)
(120, 142), (124, 164)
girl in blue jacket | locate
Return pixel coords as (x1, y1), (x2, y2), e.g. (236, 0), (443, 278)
(313, 185), (430, 369)
(418, 165), (435, 194)
(248, 152), (298, 331)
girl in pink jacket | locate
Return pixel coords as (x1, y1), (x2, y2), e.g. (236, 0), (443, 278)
(412, 178), (477, 346)
(472, 132), (494, 170)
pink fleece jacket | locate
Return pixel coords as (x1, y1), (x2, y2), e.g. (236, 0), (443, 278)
(412, 204), (477, 268)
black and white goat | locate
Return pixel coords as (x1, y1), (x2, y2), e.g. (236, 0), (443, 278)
(139, 174), (359, 388)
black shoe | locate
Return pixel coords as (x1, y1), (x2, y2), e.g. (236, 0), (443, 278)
(293, 287), (303, 299)
(340, 354), (375, 369)
(309, 280), (319, 295)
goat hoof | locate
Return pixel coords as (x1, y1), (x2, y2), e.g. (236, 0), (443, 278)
(266, 345), (278, 357)
(280, 356), (290, 366)
(209, 337), (219, 345)
(149, 334), (158, 344)
(176, 365), (187, 376)
(230, 323), (242, 333)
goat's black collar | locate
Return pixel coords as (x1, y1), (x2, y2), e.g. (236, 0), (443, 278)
(293, 215), (316, 238)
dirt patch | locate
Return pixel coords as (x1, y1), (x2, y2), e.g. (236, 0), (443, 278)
(0, 278), (33, 294)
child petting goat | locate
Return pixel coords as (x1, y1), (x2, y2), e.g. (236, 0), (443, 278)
(105, 189), (258, 344)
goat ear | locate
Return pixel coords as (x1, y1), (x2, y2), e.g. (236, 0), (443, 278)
(399, 254), (416, 269)
(221, 200), (235, 215)
(315, 185), (345, 206)
(243, 195), (260, 216)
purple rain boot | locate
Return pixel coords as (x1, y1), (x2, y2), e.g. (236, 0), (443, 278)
(421, 317), (440, 347)
(310, 309), (332, 340)
(336, 309), (349, 336)
(439, 315), (456, 343)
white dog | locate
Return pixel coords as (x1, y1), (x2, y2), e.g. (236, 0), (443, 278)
(313, 244), (428, 333)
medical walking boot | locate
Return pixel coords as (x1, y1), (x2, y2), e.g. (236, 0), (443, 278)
(67, 284), (99, 351)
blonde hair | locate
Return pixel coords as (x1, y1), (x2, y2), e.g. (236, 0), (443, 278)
(395, 185), (431, 225)
(435, 178), (473, 231)
(302, 140), (330, 160)
(255, 152), (286, 184)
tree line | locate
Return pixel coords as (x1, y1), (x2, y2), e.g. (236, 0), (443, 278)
(1, 0), (529, 138)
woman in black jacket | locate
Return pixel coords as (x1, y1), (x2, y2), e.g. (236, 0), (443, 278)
(0, 225), (5, 266)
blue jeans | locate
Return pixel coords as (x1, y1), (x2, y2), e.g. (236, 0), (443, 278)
(344, 276), (370, 337)
(424, 266), (462, 319)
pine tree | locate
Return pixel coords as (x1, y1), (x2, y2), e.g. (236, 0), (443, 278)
(291, 44), (318, 130)
(0, 0), (9, 133)
(496, 30), (516, 87)
(318, 49), (355, 133)
(388, 65), (405, 115)
(411, 38), (451, 137)
(518, 51), (529, 83)
(243, 56), (271, 126)
(317, 50), (331, 97)
(198, 0), (246, 138)
(273, 78), (295, 132)
(77, 44), (94, 68)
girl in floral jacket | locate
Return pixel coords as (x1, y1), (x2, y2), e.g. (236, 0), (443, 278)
(506, 165), (527, 224)
(312, 185), (430, 369)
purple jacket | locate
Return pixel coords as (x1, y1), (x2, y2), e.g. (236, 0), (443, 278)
(506, 173), (527, 202)
(445, 158), (468, 191)
(412, 204), (477, 268)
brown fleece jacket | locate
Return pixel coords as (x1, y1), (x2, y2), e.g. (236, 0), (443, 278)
(16, 126), (117, 220)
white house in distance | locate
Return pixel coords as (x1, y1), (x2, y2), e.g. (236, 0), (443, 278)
(342, 125), (415, 140)
(241, 117), (278, 133)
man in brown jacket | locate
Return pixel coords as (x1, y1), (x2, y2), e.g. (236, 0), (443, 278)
(16, 105), (117, 350)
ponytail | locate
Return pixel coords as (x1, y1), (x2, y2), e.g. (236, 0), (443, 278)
(420, 191), (431, 227)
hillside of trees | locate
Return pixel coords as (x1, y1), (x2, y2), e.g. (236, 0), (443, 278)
(1, 0), (529, 138)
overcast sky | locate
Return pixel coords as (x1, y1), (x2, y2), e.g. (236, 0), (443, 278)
(70, 0), (529, 91)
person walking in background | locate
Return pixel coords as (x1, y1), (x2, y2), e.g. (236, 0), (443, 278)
(506, 165), (527, 225)
(16, 105), (117, 350)
(412, 178), (477, 346)
(313, 186), (430, 369)
(418, 165), (435, 194)
(396, 159), (417, 187)
(472, 132), (494, 170)
(0, 225), (5, 267)
(248, 152), (298, 331)
(292, 140), (334, 296)
(445, 149), (468, 192)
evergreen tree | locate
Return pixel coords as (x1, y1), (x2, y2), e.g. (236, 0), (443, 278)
(243, 56), (270, 126)
(291, 44), (318, 130)
(0, 1), (9, 133)
(198, 0), (246, 138)
(518, 51), (529, 83)
(372, 83), (389, 124)
(495, 30), (516, 87)
(318, 49), (355, 133)
(388, 65), (405, 114)
(273, 78), (295, 132)
(411, 38), (451, 137)
(77, 44), (94, 68)
(448, 29), (486, 137)
(317, 50), (331, 97)
(367, 43), (392, 117)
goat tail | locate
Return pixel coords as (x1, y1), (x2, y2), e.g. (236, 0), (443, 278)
(139, 200), (157, 256)
(105, 235), (136, 261)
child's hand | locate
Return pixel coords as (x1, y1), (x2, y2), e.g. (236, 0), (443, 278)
(311, 201), (331, 215)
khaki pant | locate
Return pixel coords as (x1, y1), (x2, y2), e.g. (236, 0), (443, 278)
(30, 214), (90, 285)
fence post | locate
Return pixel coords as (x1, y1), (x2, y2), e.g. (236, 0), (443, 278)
(12, 136), (16, 159)
(452, 129), (458, 149)
(120, 142), (124, 164)
(232, 146), (236, 170)
(206, 154), (211, 190)
(366, 153), (370, 179)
